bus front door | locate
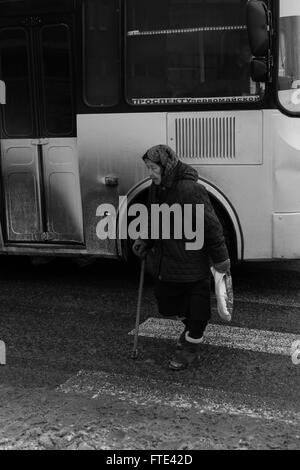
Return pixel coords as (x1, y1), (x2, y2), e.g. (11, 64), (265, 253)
(0, 14), (84, 244)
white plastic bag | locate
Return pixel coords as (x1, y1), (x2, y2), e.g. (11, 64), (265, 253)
(210, 267), (233, 322)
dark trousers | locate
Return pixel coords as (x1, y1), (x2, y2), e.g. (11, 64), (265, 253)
(154, 278), (211, 339)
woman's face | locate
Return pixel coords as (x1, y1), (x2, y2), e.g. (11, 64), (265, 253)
(144, 159), (162, 185)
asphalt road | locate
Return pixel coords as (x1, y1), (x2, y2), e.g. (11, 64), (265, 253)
(0, 256), (299, 450)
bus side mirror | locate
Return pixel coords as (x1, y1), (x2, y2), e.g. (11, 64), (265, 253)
(246, 0), (269, 56)
(247, 0), (272, 83)
(0, 80), (6, 104)
(251, 58), (268, 82)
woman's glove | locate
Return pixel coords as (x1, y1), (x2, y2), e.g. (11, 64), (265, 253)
(132, 239), (149, 259)
(213, 258), (231, 274)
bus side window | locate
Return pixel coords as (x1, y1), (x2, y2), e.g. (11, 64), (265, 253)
(278, 29), (293, 90)
(83, 0), (120, 107)
(125, 0), (263, 103)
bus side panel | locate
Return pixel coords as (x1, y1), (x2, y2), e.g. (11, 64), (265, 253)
(77, 110), (275, 261)
(273, 113), (300, 213)
(272, 112), (300, 258)
(0, 139), (43, 242)
(166, 110), (273, 260)
(76, 113), (167, 256)
(273, 213), (300, 259)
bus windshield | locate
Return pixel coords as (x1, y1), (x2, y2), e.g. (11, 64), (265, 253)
(278, 0), (300, 113)
(126, 0), (262, 106)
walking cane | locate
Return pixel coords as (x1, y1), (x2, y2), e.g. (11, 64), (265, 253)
(131, 258), (146, 360)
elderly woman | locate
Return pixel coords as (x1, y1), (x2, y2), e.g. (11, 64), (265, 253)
(133, 145), (230, 370)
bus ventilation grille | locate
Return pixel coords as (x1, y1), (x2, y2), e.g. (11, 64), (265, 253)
(174, 117), (236, 159)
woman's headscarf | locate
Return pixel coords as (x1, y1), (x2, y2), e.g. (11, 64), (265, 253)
(142, 145), (179, 185)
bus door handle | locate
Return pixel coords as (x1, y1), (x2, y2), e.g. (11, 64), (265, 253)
(104, 176), (119, 187)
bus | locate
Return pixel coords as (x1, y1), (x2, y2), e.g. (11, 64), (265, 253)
(0, 0), (299, 265)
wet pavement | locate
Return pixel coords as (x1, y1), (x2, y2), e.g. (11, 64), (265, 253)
(0, 256), (299, 450)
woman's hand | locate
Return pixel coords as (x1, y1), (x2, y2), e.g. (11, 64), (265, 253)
(214, 258), (231, 274)
(132, 239), (148, 259)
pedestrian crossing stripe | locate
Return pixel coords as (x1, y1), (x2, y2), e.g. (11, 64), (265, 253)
(58, 370), (300, 426)
(233, 295), (300, 309)
(128, 318), (299, 357)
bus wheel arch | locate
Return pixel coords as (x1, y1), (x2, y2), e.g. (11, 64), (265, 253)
(198, 179), (243, 263)
(117, 179), (243, 264)
(209, 194), (239, 264)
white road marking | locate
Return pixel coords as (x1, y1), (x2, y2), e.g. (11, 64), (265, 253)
(232, 295), (300, 309)
(128, 318), (299, 356)
(58, 370), (300, 426)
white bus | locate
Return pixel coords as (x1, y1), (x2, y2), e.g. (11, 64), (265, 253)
(0, 0), (299, 263)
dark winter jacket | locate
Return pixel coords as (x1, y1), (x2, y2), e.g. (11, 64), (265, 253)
(145, 161), (229, 282)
